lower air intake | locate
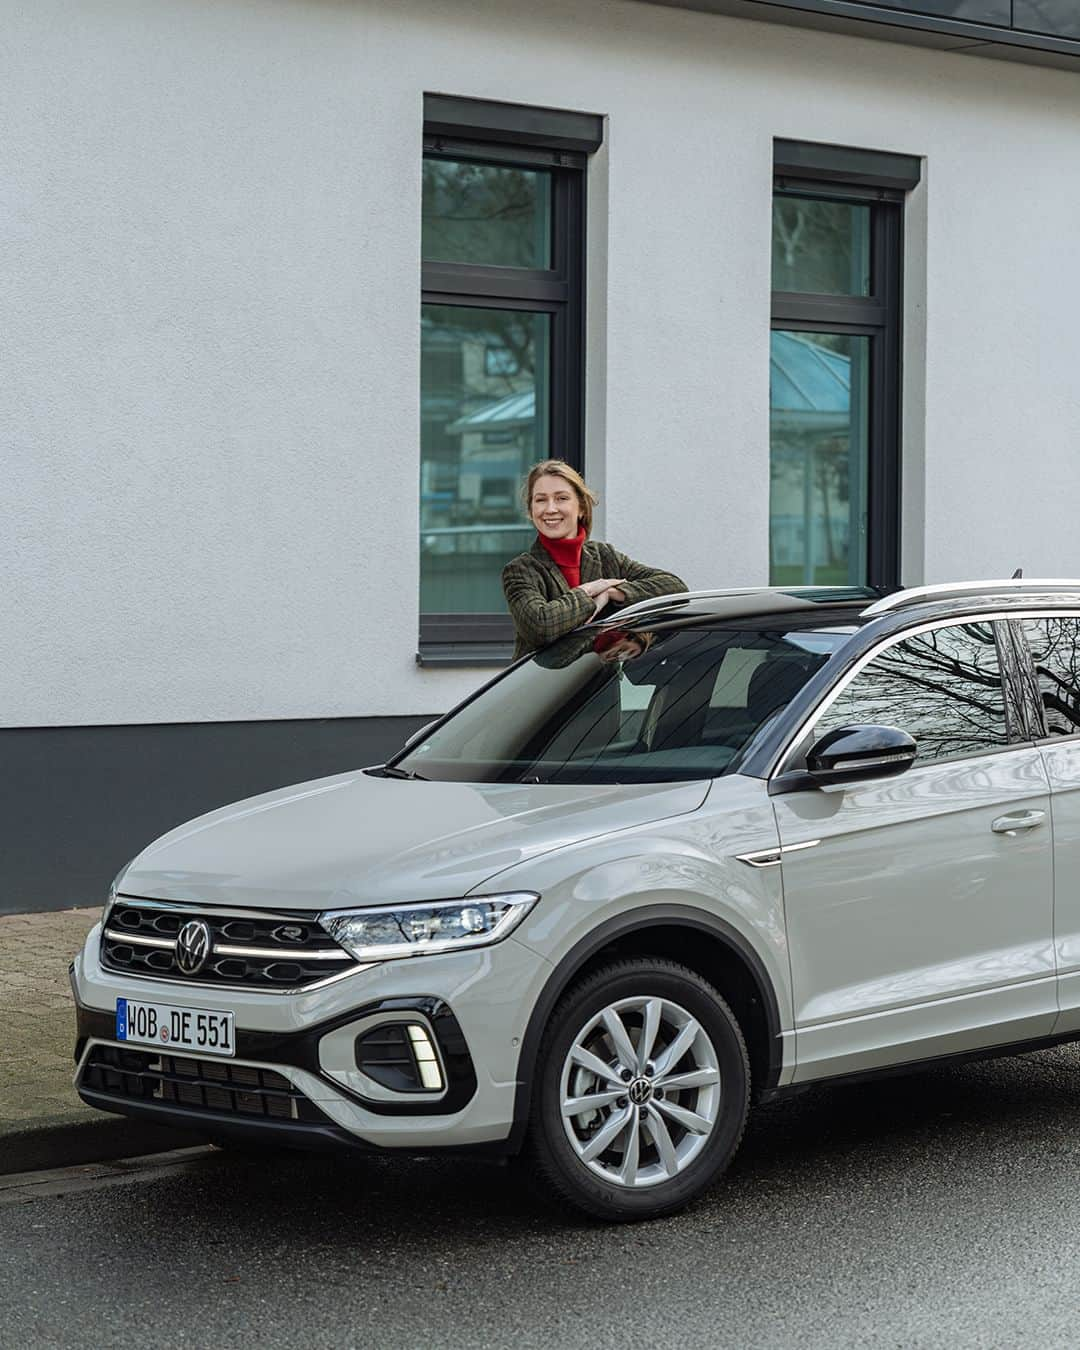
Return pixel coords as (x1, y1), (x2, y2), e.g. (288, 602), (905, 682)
(80, 1045), (324, 1122)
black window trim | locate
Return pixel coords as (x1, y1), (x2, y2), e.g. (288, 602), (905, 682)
(420, 96), (598, 661)
(772, 140), (916, 591)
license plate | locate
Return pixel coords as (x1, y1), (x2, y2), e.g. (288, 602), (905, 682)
(116, 998), (235, 1057)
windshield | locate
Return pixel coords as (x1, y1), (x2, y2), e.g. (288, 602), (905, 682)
(395, 623), (854, 784)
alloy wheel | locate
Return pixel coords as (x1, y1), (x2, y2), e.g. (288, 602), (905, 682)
(558, 995), (721, 1189)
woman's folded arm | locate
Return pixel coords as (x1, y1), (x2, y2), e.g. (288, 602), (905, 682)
(605, 548), (688, 607)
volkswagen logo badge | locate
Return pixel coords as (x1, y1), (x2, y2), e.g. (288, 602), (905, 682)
(628, 1077), (653, 1106)
(176, 919), (212, 976)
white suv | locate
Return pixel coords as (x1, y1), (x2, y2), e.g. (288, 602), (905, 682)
(71, 579), (1080, 1220)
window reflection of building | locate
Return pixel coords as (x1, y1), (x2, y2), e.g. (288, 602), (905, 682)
(420, 307), (546, 613)
(769, 332), (868, 587)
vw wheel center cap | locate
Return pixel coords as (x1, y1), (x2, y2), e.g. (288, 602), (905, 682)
(628, 1076), (653, 1106)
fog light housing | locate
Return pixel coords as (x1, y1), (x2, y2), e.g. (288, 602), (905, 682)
(354, 1020), (446, 1094)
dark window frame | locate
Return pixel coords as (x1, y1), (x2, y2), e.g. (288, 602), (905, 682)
(419, 97), (601, 664)
(771, 141), (919, 591)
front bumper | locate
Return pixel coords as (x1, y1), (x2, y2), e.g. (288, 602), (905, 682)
(72, 921), (552, 1152)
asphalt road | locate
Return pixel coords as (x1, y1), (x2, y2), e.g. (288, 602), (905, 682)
(4, 1046), (1080, 1350)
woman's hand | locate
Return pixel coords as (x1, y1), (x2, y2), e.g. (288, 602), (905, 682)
(579, 578), (628, 620)
(591, 589), (612, 618)
(580, 577), (626, 598)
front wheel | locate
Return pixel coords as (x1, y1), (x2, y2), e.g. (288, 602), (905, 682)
(529, 958), (750, 1222)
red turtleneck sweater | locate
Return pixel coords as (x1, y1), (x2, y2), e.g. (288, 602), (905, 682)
(539, 526), (586, 588)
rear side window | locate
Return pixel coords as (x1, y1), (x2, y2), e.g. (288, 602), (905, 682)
(1020, 616), (1080, 737)
(812, 621), (1010, 764)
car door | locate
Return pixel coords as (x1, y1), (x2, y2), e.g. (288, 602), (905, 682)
(771, 616), (1056, 1082)
(1013, 613), (1080, 1037)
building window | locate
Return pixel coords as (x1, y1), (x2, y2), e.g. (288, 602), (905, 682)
(770, 141), (920, 589)
(419, 96), (603, 663)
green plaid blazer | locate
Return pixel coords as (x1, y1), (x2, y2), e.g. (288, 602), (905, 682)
(502, 537), (687, 659)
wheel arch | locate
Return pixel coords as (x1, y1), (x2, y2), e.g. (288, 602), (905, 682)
(507, 903), (782, 1153)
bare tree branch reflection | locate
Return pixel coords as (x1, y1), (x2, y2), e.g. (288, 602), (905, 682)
(815, 623), (1009, 762)
(423, 161), (544, 273)
(1023, 618), (1080, 734)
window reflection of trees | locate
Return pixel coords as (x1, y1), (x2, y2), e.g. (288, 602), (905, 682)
(1022, 618), (1080, 735)
(422, 160), (549, 269)
(771, 199), (868, 296)
(815, 623), (1009, 763)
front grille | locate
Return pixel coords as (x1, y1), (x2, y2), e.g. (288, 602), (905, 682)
(81, 1044), (324, 1122)
(101, 900), (356, 990)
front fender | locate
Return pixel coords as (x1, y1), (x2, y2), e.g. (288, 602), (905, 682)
(507, 844), (790, 1024)
(501, 896), (787, 1154)
(484, 773), (791, 1030)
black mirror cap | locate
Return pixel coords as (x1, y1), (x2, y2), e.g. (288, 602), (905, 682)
(806, 724), (917, 784)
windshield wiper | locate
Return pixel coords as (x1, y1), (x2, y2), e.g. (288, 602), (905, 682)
(380, 765), (428, 781)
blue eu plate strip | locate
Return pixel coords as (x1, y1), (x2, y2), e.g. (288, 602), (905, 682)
(116, 998), (128, 1041)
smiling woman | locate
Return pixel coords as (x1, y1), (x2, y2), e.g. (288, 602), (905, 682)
(501, 460), (688, 658)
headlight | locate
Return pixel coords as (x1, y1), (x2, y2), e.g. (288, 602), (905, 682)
(319, 893), (538, 962)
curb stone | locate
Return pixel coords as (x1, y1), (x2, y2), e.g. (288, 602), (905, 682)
(0, 905), (205, 1176)
(0, 1112), (206, 1176)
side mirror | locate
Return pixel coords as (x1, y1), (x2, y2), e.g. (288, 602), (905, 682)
(806, 724), (917, 785)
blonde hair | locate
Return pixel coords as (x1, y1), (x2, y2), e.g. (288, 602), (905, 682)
(523, 460), (598, 538)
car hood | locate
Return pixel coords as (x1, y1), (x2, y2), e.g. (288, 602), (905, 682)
(117, 769), (710, 912)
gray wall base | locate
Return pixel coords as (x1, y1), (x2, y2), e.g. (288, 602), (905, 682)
(1, 717), (432, 915)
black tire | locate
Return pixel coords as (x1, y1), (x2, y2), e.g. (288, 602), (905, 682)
(528, 958), (750, 1222)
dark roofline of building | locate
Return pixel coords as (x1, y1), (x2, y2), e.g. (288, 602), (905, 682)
(633, 0), (1080, 76)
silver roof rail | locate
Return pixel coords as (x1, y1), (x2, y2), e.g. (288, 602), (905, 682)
(862, 579), (1080, 618)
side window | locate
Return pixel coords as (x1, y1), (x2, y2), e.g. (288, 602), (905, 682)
(1020, 617), (1080, 737)
(812, 622), (1010, 764)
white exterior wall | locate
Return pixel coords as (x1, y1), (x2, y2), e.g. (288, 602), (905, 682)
(4, 0), (1080, 727)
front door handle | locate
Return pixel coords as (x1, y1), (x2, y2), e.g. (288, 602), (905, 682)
(991, 810), (1046, 836)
